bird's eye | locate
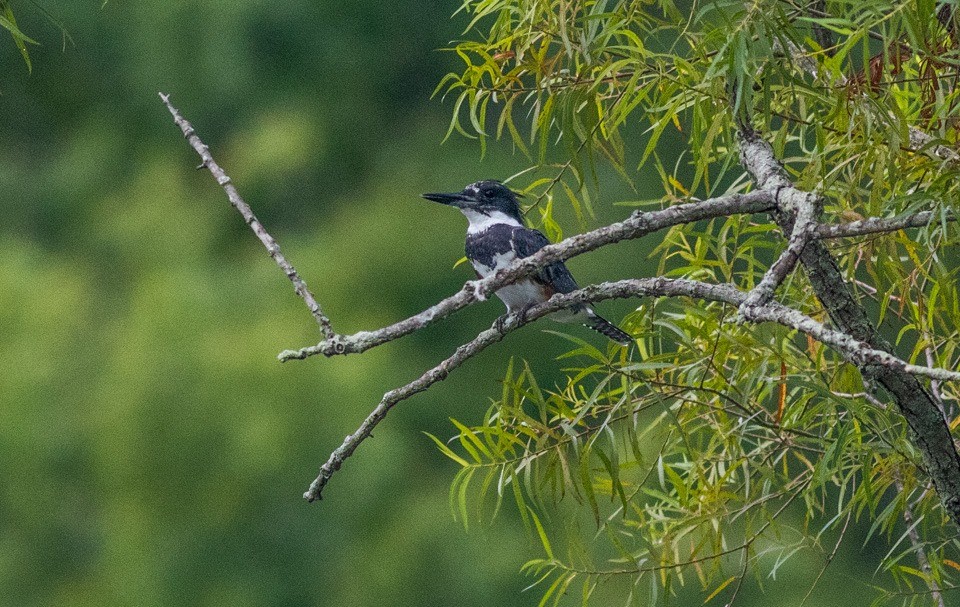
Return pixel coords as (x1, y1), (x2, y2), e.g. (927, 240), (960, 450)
(482, 188), (496, 198)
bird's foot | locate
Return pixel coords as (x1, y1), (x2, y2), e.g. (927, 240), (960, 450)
(496, 304), (536, 335)
(516, 303), (535, 325)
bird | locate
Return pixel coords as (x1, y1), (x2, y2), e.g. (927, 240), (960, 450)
(422, 180), (632, 345)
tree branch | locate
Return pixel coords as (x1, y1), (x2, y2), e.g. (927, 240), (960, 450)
(739, 188), (819, 315)
(158, 92), (335, 340)
(816, 211), (944, 238)
(909, 124), (960, 164)
(304, 276), (960, 501)
(159, 92), (960, 517)
(280, 190), (777, 361)
(159, 92), (946, 371)
(895, 472), (946, 607)
(277, 207), (951, 361)
(737, 125), (960, 528)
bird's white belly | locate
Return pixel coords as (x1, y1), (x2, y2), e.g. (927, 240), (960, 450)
(472, 254), (545, 312)
(493, 280), (546, 312)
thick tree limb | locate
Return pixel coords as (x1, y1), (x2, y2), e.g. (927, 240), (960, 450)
(738, 125), (960, 528)
(280, 190), (777, 361)
(159, 92), (335, 340)
(304, 276), (960, 501)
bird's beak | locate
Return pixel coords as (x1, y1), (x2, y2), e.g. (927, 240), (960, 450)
(422, 192), (471, 207)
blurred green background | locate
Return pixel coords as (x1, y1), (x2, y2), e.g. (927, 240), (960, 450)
(0, 2), (892, 606)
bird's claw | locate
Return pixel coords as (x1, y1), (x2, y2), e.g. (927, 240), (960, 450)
(516, 303), (534, 325)
(495, 304), (535, 335)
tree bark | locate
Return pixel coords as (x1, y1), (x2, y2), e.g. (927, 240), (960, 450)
(738, 127), (960, 527)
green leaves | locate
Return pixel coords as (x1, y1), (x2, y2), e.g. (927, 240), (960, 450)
(436, 0), (960, 604)
(0, 0), (37, 72)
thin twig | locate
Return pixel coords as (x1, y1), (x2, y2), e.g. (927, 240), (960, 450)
(158, 92), (335, 339)
(546, 472), (812, 577)
(725, 548), (750, 607)
(896, 473), (946, 607)
(800, 509), (853, 606)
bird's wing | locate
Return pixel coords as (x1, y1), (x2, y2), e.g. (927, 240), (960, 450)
(510, 226), (580, 294)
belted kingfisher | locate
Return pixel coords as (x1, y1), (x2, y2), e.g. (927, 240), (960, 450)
(423, 180), (632, 345)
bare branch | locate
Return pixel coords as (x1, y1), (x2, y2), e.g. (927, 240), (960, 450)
(926, 345), (951, 422)
(739, 189), (819, 315)
(277, 205), (951, 361)
(773, 38), (824, 83)
(756, 301), (960, 383)
(281, 190), (777, 361)
(909, 128), (960, 164)
(158, 92), (335, 340)
(304, 276), (960, 501)
(816, 211), (944, 238)
(303, 321), (508, 502)
(738, 129), (795, 191)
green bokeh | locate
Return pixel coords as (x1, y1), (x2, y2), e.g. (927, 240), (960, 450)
(0, 2), (895, 606)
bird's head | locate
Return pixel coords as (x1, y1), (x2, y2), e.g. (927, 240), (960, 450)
(422, 180), (523, 225)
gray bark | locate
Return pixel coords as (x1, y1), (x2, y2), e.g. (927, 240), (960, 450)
(738, 127), (960, 527)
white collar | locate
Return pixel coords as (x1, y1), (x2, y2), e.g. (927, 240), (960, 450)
(462, 209), (523, 234)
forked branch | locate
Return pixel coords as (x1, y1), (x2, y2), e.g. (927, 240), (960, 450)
(737, 124), (960, 528)
(279, 205), (950, 362)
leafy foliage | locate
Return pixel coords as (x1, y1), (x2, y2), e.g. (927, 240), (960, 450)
(437, 0), (960, 604)
(0, 1), (76, 73)
(0, 0), (37, 71)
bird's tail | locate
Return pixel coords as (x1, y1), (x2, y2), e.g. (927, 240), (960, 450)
(584, 310), (632, 345)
